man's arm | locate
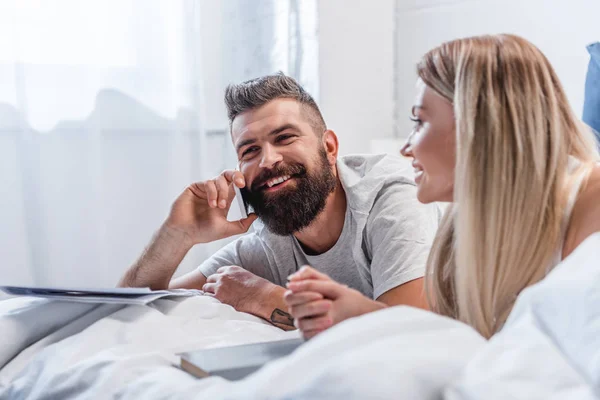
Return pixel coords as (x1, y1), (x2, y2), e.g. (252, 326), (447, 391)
(118, 171), (256, 290)
(169, 268), (208, 290)
(258, 285), (297, 330)
(201, 265), (298, 330)
(119, 224), (195, 289)
(366, 181), (439, 304)
(376, 277), (428, 309)
(123, 229), (296, 330)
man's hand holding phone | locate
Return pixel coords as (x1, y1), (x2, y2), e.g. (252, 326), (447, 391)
(164, 170), (257, 245)
(119, 170), (257, 289)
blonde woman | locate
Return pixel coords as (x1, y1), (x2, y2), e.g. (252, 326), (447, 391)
(284, 34), (600, 339)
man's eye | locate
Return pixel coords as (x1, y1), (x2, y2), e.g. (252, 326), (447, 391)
(276, 134), (295, 143)
(242, 147), (259, 157)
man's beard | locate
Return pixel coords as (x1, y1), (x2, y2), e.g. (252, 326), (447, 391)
(241, 149), (337, 236)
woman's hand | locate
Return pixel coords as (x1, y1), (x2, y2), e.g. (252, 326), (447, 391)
(284, 266), (386, 339)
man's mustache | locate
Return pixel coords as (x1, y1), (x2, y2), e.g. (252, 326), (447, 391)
(250, 163), (307, 192)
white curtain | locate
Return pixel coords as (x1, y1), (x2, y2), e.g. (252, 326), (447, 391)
(0, 0), (318, 287)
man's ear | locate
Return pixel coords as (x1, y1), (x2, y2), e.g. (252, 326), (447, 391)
(322, 130), (339, 165)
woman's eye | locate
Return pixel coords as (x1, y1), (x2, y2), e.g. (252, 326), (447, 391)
(409, 116), (423, 130)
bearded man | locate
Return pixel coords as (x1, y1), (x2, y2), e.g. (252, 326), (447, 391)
(119, 73), (440, 330)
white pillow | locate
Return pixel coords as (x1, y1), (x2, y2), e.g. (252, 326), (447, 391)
(445, 233), (600, 400)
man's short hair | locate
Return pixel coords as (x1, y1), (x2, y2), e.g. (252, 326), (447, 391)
(224, 72), (327, 136)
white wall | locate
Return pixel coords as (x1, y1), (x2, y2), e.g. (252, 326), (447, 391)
(318, 0), (600, 155)
(318, 0), (396, 156)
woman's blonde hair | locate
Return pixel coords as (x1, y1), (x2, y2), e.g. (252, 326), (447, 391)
(420, 34), (600, 338)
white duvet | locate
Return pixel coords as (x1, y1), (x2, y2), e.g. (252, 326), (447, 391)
(1, 232), (599, 399)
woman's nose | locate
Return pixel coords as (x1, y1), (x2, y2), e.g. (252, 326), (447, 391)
(400, 138), (413, 158)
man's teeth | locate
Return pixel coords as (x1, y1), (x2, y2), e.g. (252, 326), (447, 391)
(266, 175), (291, 188)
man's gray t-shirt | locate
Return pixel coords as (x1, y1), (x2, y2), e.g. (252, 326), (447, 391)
(198, 154), (441, 299)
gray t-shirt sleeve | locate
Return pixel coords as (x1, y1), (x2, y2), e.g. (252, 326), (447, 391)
(365, 182), (440, 299)
(196, 233), (275, 281)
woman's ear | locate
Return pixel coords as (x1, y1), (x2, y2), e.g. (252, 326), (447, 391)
(322, 130), (339, 165)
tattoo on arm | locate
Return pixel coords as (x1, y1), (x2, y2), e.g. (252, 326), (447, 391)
(270, 308), (295, 327)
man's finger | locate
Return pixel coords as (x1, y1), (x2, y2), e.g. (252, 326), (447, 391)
(227, 183), (237, 206)
(239, 214), (258, 230)
(204, 180), (218, 208)
(187, 182), (208, 199)
(218, 215), (257, 240)
(205, 274), (220, 283)
(286, 280), (344, 299)
(225, 214), (258, 236)
(222, 170), (246, 188)
(289, 300), (331, 320)
(288, 265), (330, 282)
(202, 282), (216, 293)
(283, 290), (324, 306)
(215, 174), (229, 209)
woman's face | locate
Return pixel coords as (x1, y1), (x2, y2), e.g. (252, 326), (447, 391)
(400, 79), (456, 203)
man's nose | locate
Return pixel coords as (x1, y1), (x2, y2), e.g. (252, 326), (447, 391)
(259, 143), (283, 169)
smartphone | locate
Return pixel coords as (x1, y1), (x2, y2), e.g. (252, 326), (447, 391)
(233, 184), (253, 219)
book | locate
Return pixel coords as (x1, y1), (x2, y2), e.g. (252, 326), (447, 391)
(179, 338), (304, 380)
(0, 285), (201, 305)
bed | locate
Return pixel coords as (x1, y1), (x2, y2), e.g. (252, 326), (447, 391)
(2, 233), (599, 399)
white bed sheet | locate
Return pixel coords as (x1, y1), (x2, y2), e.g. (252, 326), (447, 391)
(2, 233), (600, 399)
(0, 294), (297, 398)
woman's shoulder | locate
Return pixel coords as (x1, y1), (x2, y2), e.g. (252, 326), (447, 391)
(563, 164), (600, 258)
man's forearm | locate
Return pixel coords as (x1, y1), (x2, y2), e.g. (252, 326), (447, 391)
(257, 285), (296, 331)
(118, 224), (193, 290)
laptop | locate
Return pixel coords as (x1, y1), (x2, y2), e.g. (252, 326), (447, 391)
(179, 338), (304, 380)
